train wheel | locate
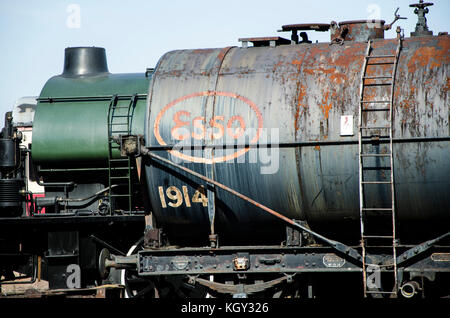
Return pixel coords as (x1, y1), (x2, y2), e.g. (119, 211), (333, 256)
(120, 238), (158, 298)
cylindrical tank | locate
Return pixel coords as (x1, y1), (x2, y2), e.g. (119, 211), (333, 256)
(144, 35), (449, 244)
(32, 47), (149, 164)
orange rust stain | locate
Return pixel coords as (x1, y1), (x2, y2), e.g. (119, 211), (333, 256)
(320, 91), (332, 119)
(314, 145), (321, 150)
(407, 45), (447, 73)
(303, 67), (346, 84)
(272, 61), (284, 72)
(294, 84), (307, 132)
(400, 100), (411, 109)
(332, 45), (365, 67)
(297, 84), (307, 107)
(330, 72), (347, 84)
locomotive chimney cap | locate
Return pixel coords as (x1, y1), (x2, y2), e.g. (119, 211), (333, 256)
(62, 47), (109, 77)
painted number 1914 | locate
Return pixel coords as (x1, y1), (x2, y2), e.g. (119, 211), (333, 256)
(158, 185), (208, 208)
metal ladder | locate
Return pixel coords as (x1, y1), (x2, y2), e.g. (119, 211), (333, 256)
(107, 94), (137, 213)
(358, 38), (402, 297)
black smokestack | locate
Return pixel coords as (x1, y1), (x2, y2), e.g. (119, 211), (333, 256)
(62, 47), (109, 77)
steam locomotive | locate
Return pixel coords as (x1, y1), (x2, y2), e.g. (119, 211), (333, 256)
(0, 1), (448, 298)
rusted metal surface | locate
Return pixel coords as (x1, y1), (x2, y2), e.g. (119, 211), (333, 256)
(330, 20), (386, 42)
(144, 33), (449, 244)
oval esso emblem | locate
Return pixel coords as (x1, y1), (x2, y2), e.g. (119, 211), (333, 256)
(153, 91), (263, 164)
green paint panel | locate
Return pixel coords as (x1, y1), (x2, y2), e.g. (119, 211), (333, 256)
(32, 73), (149, 163)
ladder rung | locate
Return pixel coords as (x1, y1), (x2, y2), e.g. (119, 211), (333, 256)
(360, 126), (390, 129)
(110, 176), (130, 179)
(361, 181), (391, 184)
(366, 54), (396, 58)
(361, 108), (390, 111)
(360, 153), (391, 157)
(110, 194), (131, 197)
(363, 76), (392, 79)
(362, 166), (392, 170)
(365, 291), (397, 294)
(362, 208), (393, 211)
(112, 115), (132, 118)
(361, 100), (391, 103)
(109, 159), (129, 162)
(363, 82), (392, 87)
(362, 235), (394, 239)
(367, 61), (395, 65)
(113, 106), (131, 109)
(361, 135), (390, 140)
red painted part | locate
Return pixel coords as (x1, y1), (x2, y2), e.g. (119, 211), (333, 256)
(27, 194), (46, 216)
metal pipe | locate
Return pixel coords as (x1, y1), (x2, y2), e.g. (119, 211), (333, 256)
(36, 180), (76, 188)
(145, 136), (450, 151)
(400, 281), (421, 298)
(37, 94), (147, 103)
(56, 185), (117, 202)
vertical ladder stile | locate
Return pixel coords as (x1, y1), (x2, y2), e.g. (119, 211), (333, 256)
(358, 40), (372, 294)
(388, 38), (402, 295)
(107, 94), (118, 215)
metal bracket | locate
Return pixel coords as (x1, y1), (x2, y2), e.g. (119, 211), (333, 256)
(286, 220), (315, 246)
(144, 228), (165, 248)
(394, 232), (450, 266)
(119, 134), (144, 157)
(384, 7), (407, 30)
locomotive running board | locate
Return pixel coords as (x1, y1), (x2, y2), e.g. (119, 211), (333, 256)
(139, 147), (363, 264)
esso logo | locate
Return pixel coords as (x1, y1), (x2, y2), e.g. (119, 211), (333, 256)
(153, 91), (263, 164)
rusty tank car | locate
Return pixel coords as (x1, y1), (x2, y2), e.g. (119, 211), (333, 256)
(0, 1), (448, 298)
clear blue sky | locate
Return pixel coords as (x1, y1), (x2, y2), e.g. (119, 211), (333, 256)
(1, 0), (449, 118)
